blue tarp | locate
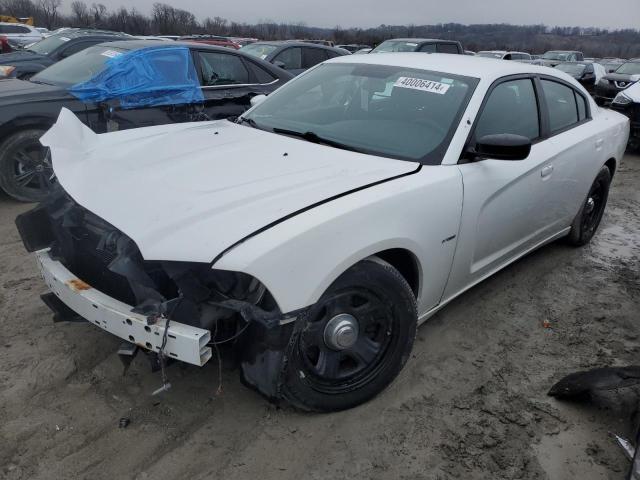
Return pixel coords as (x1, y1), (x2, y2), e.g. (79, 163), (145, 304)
(69, 46), (204, 109)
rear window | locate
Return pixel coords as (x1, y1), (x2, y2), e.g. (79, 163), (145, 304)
(240, 43), (278, 60)
(541, 80), (579, 133)
(0, 24), (30, 34)
(26, 33), (72, 55)
(371, 40), (419, 53)
(437, 43), (460, 54)
(32, 45), (127, 87)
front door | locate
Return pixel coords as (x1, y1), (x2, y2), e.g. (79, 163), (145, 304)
(443, 77), (553, 299)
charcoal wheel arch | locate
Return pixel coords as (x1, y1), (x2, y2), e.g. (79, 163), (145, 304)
(567, 164), (613, 246)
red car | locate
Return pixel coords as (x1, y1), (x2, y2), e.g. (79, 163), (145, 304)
(0, 35), (13, 53)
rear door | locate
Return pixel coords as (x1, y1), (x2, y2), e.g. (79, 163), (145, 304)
(443, 76), (554, 299)
(535, 77), (599, 227)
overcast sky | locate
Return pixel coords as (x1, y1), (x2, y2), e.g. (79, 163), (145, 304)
(88, 0), (640, 30)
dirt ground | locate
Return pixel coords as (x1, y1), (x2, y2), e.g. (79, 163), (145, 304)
(0, 155), (639, 480)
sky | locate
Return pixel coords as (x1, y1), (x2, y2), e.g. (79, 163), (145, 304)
(89, 0), (640, 30)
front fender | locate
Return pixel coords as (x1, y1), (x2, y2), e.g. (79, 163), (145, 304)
(214, 165), (463, 315)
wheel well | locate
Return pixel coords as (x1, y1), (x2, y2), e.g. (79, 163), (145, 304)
(0, 121), (53, 148)
(374, 248), (420, 297)
(605, 158), (616, 177)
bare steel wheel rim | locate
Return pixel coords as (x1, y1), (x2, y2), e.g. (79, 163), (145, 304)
(298, 288), (396, 394)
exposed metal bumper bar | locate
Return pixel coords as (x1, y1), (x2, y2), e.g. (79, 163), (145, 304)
(36, 249), (212, 367)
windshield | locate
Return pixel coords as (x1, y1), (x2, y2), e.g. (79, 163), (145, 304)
(32, 45), (128, 87)
(477, 51), (504, 59)
(240, 43), (278, 59)
(244, 63), (478, 163)
(555, 63), (587, 76)
(371, 40), (420, 53)
(27, 33), (74, 55)
(543, 52), (569, 61)
(615, 62), (640, 75)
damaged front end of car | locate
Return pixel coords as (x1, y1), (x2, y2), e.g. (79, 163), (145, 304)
(16, 188), (302, 401)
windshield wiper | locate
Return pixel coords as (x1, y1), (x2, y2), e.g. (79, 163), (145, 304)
(237, 116), (259, 128)
(272, 128), (361, 153)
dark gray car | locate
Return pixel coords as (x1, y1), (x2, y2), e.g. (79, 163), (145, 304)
(0, 29), (131, 79)
(240, 41), (349, 75)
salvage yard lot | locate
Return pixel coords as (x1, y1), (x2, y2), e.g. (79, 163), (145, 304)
(0, 155), (639, 480)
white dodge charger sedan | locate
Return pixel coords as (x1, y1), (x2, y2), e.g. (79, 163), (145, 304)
(17, 54), (629, 412)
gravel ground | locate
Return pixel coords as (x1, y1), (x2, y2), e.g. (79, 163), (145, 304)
(0, 154), (639, 480)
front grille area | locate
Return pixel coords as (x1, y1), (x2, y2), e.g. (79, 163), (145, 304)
(55, 205), (139, 305)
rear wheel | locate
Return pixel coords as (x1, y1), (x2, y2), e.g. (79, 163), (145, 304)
(281, 257), (417, 412)
(567, 166), (612, 246)
(0, 129), (54, 202)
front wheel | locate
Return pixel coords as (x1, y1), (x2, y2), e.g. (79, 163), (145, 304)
(281, 257), (417, 412)
(0, 129), (54, 202)
(567, 166), (612, 246)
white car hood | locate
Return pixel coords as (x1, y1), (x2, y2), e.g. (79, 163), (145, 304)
(621, 81), (640, 102)
(41, 109), (418, 263)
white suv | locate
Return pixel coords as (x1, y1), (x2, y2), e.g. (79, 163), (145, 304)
(0, 23), (42, 46)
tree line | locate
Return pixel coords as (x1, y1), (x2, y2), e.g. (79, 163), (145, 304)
(2, 0), (640, 58)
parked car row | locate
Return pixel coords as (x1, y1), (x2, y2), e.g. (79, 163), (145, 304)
(0, 40), (293, 201)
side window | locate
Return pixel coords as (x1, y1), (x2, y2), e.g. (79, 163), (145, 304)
(198, 52), (249, 86)
(273, 47), (302, 70)
(326, 50), (342, 59)
(504, 53), (512, 60)
(475, 78), (540, 141)
(437, 43), (460, 54)
(541, 79), (579, 133)
(576, 91), (587, 121)
(302, 48), (328, 69)
(60, 41), (98, 58)
(245, 60), (276, 84)
(418, 43), (436, 53)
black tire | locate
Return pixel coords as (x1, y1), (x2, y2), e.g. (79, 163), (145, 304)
(0, 129), (54, 202)
(567, 166), (612, 246)
(281, 257), (417, 412)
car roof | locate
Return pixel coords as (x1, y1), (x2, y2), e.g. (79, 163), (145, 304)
(56, 29), (129, 38)
(97, 39), (241, 52)
(384, 38), (460, 43)
(249, 41), (341, 50)
(327, 52), (568, 81)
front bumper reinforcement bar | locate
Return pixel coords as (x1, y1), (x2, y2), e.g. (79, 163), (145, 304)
(36, 249), (212, 367)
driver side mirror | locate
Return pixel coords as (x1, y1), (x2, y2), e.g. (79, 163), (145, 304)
(273, 60), (287, 70)
(472, 134), (531, 161)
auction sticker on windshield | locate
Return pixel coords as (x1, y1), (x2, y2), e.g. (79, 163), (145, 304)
(101, 50), (122, 58)
(394, 77), (451, 95)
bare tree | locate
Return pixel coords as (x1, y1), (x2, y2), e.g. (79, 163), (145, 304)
(37, 0), (60, 29)
(70, 0), (89, 26)
(90, 2), (106, 26)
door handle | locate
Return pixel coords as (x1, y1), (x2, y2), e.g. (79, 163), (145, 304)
(541, 165), (554, 178)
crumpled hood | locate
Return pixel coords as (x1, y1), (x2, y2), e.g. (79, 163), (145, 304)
(41, 109), (418, 263)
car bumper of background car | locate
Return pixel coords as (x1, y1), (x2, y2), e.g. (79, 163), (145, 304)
(35, 248), (213, 366)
